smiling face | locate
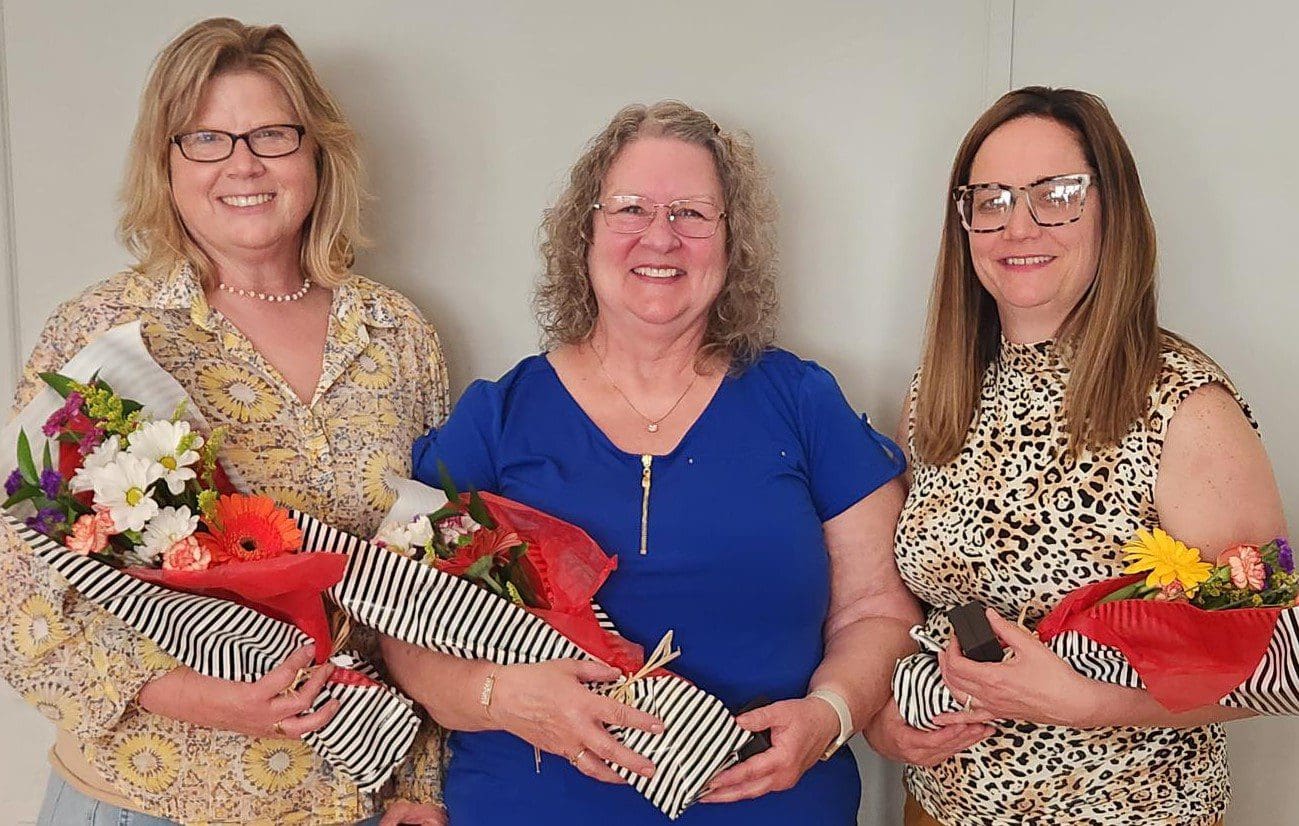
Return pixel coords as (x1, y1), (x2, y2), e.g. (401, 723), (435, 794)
(169, 70), (318, 268)
(966, 115), (1102, 342)
(587, 136), (728, 342)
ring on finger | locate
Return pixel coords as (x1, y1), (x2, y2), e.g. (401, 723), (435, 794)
(273, 720), (287, 737)
(569, 747), (588, 765)
(962, 693), (978, 713)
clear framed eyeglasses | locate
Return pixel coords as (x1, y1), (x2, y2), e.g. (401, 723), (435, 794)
(172, 124), (306, 162)
(592, 195), (727, 239)
(952, 173), (1094, 233)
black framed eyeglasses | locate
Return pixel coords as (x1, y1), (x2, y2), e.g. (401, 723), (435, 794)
(952, 173), (1095, 233)
(592, 195), (727, 239)
(171, 124), (306, 163)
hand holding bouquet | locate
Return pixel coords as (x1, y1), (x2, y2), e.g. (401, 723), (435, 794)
(325, 474), (751, 820)
(894, 527), (1299, 728)
(1, 323), (420, 791)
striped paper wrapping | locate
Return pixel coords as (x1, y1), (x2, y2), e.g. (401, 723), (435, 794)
(301, 509), (754, 820)
(893, 612), (1299, 730)
(3, 512), (421, 792)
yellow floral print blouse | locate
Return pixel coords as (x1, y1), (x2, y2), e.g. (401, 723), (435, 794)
(0, 263), (449, 824)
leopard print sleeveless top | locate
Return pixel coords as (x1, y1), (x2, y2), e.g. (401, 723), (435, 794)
(895, 334), (1248, 825)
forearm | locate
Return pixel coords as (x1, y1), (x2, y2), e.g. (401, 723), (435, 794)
(1078, 680), (1256, 729)
(812, 613), (917, 730)
(0, 527), (172, 737)
(380, 635), (496, 731)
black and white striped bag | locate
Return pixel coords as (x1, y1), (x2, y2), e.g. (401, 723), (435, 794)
(301, 502), (754, 821)
(893, 612), (1299, 730)
(0, 322), (421, 792)
(2, 512), (421, 791)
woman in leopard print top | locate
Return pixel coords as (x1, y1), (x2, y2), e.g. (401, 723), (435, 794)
(865, 87), (1287, 825)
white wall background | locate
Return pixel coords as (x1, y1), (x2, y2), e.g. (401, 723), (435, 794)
(0, 1), (1293, 823)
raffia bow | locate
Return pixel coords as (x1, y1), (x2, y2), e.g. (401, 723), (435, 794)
(533, 631), (682, 772)
(607, 631), (681, 706)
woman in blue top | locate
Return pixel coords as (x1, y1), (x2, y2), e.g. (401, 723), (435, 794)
(381, 101), (921, 824)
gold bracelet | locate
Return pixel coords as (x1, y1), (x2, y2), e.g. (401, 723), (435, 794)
(479, 667), (499, 719)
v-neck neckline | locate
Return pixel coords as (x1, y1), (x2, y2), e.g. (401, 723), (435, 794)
(539, 354), (730, 460)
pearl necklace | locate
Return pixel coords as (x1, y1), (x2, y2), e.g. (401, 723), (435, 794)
(217, 277), (312, 303)
(592, 344), (698, 434)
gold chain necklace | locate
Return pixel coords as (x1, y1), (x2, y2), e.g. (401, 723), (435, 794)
(592, 344), (698, 434)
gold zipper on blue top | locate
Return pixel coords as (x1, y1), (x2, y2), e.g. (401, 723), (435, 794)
(640, 454), (652, 554)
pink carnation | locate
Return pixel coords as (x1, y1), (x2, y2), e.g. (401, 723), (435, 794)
(163, 535), (210, 571)
(1155, 580), (1188, 601)
(64, 512), (115, 555)
(1217, 544), (1266, 591)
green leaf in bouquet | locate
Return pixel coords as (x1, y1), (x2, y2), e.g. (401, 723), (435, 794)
(466, 489), (497, 530)
(16, 430), (39, 485)
(436, 460), (461, 503)
(89, 550), (126, 569)
(1097, 579), (1152, 604)
(2, 487), (41, 510)
(38, 372), (79, 399)
(463, 555), (505, 596)
(425, 504), (462, 525)
(41, 441), (54, 473)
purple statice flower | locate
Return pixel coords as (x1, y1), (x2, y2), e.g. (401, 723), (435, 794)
(25, 507), (65, 536)
(39, 467), (62, 499)
(4, 468), (23, 497)
(41, 391), (85, 437)
(1277, 537), (1293, 574)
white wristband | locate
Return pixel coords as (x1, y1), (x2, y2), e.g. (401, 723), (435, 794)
(807, 688), (853, 760)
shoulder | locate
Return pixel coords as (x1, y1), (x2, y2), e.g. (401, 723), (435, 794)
(1154, 331), (1239, 400)
(344, 274), (435, 330)
(739, 347), (843, 399)
(33, 270), (161, 352)
(1150, 330), (1255, 431)
(454, 354), (552, 414)
(48, 270), (144, 321)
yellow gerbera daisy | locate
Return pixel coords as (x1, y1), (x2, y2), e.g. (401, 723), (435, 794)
(114, 733), (180, 793)
(12, 595), (69, 660)
(24, 684), (81, 730)
(351, 343), (396, 390)
(197, 363), (282, 423)
(1123, 528), (1212, 593)
(242, 740), (313, 793)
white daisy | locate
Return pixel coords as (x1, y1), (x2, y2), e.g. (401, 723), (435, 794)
(374, 516), (434, 556)
(127, 420), (203, 495)
(89, 453), (164, 533)
(69, 435), (121, 494)
(139, 506), (199, 564)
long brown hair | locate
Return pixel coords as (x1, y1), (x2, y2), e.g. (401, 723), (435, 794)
(914, 86), (1160, 464)
(119, 17), (366, 287)
(535, 101), (779, 367)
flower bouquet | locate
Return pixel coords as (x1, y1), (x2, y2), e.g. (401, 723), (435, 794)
(0, 322), (419, 791)
(316, 473), (753, 820)
(893, 528), (1299, 728)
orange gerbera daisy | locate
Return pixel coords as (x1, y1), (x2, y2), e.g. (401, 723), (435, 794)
(198, 494), (302, 566)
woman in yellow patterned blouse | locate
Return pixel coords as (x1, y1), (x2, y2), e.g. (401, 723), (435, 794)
(0, 18), (448, 826)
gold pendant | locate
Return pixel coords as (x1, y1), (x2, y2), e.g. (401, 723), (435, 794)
(647, 423), (659, 433)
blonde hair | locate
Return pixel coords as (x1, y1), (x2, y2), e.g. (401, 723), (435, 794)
(119, 17), (366, 287)
(914, 86), (1161, 464)
(535, 101), (778, 367)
